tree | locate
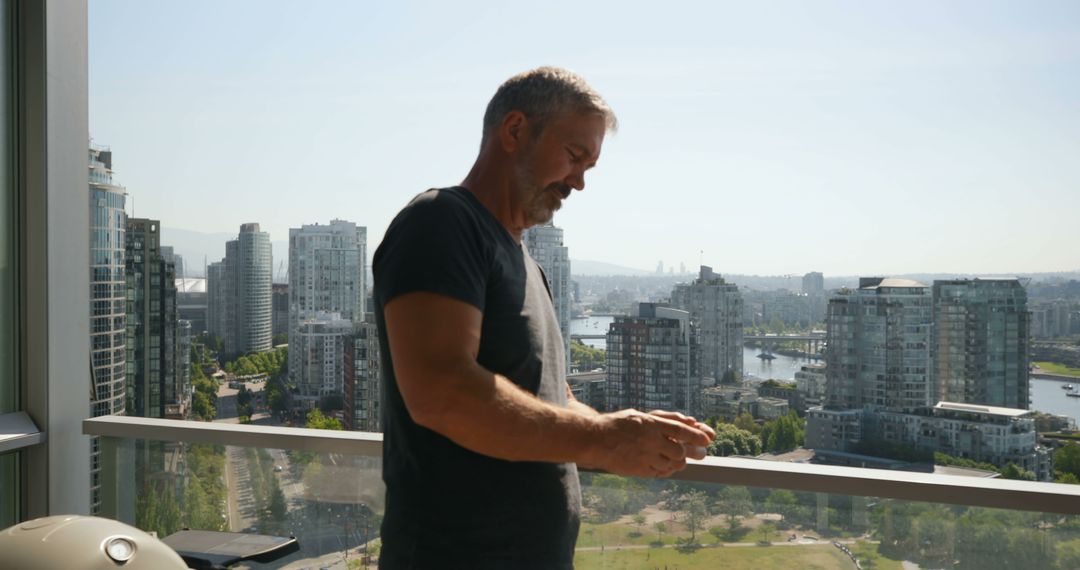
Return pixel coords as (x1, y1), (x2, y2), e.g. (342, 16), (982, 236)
(708, 423), (762, 457)
(1058, 539), (1080, 570)
(631, 514), (646, 536)
(266, 385), (286, 413)
(709, 525), (726, 544)
(570, 340), (606, 371)
(1000, 462), (1036, 481)
(270, 487), (287, 521)
(1057, 472), (1080, 484)
(764, 489), (797, 523)
(653, 521), (667, 544)
(660, 483), (682, 511)
(679, 490), (709, 542)
(760, 410), (805, 453)
(306, 409), (344, 430)
(717, 486), (753, 533)
(192, 390), (215, 422)
(758, 521), (777, 545)
(583, 474), (650, 523)
(733, 412), (761, 435)
(1056, 443), (1080, 479)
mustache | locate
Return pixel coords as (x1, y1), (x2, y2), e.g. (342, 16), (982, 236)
(548, 183), (572, 198)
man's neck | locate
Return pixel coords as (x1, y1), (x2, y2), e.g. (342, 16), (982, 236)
(461, 155), (524, 242)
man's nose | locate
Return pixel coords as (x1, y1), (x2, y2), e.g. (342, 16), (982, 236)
(567, 170), (585, 191)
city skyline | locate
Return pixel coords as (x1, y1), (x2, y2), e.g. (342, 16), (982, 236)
(89, 1), (1080, 276)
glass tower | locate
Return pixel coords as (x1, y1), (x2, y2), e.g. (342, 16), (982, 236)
(89, 143), (127, 513)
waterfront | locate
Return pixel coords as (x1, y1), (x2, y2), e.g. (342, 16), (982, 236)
(570, 315), (613, 349)
(572, 316), (815, 382)
(1031, 378), (1080, 426)
(573, 316), (1077, 423)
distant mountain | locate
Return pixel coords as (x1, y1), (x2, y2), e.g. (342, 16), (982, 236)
(571, 259), (653, 276)
(160, 227), (288, 281)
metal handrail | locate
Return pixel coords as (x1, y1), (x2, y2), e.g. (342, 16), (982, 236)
(84, 415), (1080, 515)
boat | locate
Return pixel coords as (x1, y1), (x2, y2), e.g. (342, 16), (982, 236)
(1064, 384), (1074, 390)
(1068, 392), (1080, 398)
(757, 353), (776, 361)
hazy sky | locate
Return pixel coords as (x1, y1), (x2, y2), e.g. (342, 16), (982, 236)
(89, 1), (1080, 276)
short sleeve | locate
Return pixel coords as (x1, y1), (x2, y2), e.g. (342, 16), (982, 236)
(374, 189), (491, 312)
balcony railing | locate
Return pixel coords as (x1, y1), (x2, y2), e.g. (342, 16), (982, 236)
(85, 415), (1080, 569)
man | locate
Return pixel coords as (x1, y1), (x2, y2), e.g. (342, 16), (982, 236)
(373, 67), (715, 569)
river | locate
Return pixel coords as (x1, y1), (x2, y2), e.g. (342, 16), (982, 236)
(571, 316), (1078, 422)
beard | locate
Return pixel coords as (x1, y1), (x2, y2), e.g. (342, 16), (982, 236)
(515, 159), (570, 228)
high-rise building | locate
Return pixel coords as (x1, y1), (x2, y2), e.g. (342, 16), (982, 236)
(124, 218), (179, 420)
(802, 272), (824, 295)
(160, 245), (184, 280)
(523, 222), (571, 372)
(233, 223), (273, 356)
(206, 262), (227, 342)
(802, 271), (827, 323)
(89, 144), (127, 419)
(89, 143), (127, 514)
(288, 220), (366, 325)
(211, 223), (272, 357)
(671, 266), (743, 384)
(292, 312), (353, 409)
(606, 303), (698, 415)
(932, 279), (1030, 409)
(762, 292), (815, 327)
(823, 278), (933, 413)
(272, 283), (288, 339)
(288, 220), (366, 405)
(344, 316), (381, 432)
(1030, 300), (1073, 339)
(174, 319), (192, 419)
(795, 363), (827, 411)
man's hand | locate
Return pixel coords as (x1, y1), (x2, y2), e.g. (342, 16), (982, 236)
(648, 410), (716, 460)
(588, 409), (715, 478)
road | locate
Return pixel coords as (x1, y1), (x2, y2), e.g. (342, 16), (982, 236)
(213, 379), (380, 567)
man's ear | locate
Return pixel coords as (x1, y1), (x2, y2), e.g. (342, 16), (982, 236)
(498, 110), (529, 153)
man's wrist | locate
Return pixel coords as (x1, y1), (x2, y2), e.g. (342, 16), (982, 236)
(568, 399), (600, 417)
(575, 413), (612, 469)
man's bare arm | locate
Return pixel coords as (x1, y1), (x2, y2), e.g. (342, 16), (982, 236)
(384, 291), (713, 478)
(566, 384), (600, 417)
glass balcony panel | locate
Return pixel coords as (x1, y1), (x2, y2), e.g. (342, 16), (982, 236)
(90, 420), (1080, 570)
(577, 473), (1079, 570)
(97, 436), (384, 569)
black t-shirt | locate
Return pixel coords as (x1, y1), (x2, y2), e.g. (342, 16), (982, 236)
(373, 187), (580, 569)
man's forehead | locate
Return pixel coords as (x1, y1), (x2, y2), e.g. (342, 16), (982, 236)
(555, 113), (606, 155)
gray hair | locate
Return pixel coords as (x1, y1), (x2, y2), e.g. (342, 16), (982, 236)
(481, 66), (618, 146)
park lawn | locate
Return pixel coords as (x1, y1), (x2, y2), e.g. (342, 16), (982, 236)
(578, 520), (680, 548)
(578, 515), (754, 549)
(849, 540), (904, 570)
(1035, 362), (1080, 378)
(575, 543), (853, 570)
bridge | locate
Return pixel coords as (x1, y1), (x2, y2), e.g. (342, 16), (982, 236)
(744, 334), (825, 342)
(745, 334), (825, 357)
(573, 333), (825, 345)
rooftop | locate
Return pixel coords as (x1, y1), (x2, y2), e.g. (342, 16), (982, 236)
(859, 277), (928, 289)
(935, 401), (1033, 418)
(176, 278), (206, 293)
